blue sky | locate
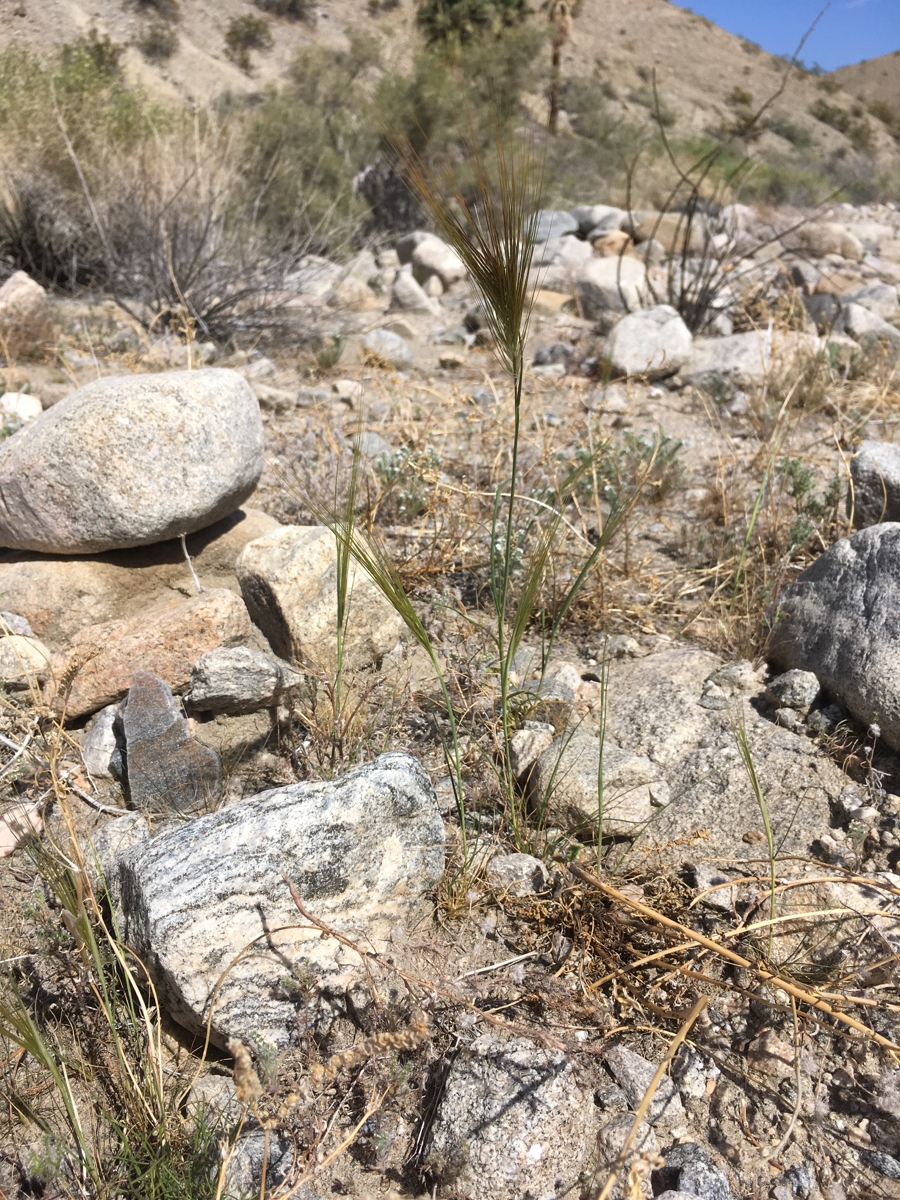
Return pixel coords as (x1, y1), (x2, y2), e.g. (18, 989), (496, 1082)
(671, 1), (900, 71)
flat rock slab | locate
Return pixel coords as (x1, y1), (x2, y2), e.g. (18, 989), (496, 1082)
(112, 752), (444, 1047)
(537, 646), (846, 867)
(0, 369), (264, 553)
(123, 671), (221, 812)
(768, 523), (900, 750)
(0, 508), (278, 647)
(46, 588), (252, 719)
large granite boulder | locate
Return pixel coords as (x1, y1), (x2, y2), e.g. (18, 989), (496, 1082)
(109, 752), (444, 1047)
(768, 524), (900, 750)
(0, 369), (264, 553)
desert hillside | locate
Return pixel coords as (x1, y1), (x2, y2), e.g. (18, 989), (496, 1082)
(1, 0), (899, 175)
(831, 49), (900, 114)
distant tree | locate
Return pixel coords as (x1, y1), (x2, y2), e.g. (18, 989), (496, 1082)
(416, 0), (528, 43)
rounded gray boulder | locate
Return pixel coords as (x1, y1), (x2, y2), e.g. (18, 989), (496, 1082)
(0, 369), (264, 554)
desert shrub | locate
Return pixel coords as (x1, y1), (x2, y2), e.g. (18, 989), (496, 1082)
(816, 76), (841, 95)
(810, 98), (874, 152)
(224, 14), (273, 72)
(766, 113), (813, 149)
(254, 0), (316, 18)
(132, 0), (180, 16)
(628, 87), (677, 127)
(241, 34), (383, 247)
(416, 0), (528, 43)
(137, 18), (179, 59)
(869, 99), (900, 140)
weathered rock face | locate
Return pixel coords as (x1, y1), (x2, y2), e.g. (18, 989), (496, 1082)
(788, 220), (865, 262)
(123, 671), (221, 812)
(111, 752), (444, 1047)
(0, 508), (279, 647)
(0, 370), (264, 554)
(575, 256), (648, 317)
(538, 647), (845, 866)
(846, 283), (900, 322)
(851, 440), (900, 527)
(46, 588), (253, 719)
(605, 304), (693, 378)
(768, 524), (900, 750)
(570, 204), (625, 236)
(425, 1035), (596, 1200)
(237, 525), (404, 671)
(532, 210), (579, 243)
(632, 212), (707, 253)
(0, 271), (54, 359)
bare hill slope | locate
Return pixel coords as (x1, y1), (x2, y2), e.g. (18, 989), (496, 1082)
(831, 49), (900, 115)
(1, 0), (899, 177)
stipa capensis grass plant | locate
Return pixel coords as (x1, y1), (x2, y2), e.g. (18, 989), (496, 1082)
(285, 124), (663, 866)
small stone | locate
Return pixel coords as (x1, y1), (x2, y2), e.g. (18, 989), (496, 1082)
(0, 392), (43, 427)
(332, 378), (364, 405)
(391, 267), (439, 314)
(851, 440), (900, 527)
(361, 328), (414, 370)
(602, 1044), (685, 1128)
(807, 703), (842, 736)
(485, 853), (549, 897)
(439, 352), (466, 369)
(508, 723), (555, 782)
(0, 370), (264, 554)
(187, 647), (294, 715)
(766, 669), (821, 713)
(575, 256), (648, 317)
(596, 1113), (659, 1178)
(218, 1128), (298, 1200)
(533, 209), (579, 242)
(860, 1150), (900, 1180)
(531, 734), (660, 835)
(411, 237), (466, 289)
(354, 430), (392, 460)
(571, 204), (625, 236)
(0, 634), (51, 690)
(423, 273), (444, 297)
(605, 304), (692, 378)
(0, 611), (32, 636)
(774, 707), (800, 729)
(652, 1142), (732, 1200)
(0, 271), (54, 359)
(81, 704), (122, 780)
(768, 525), (900, 751)
(123, 671), (221, 813)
